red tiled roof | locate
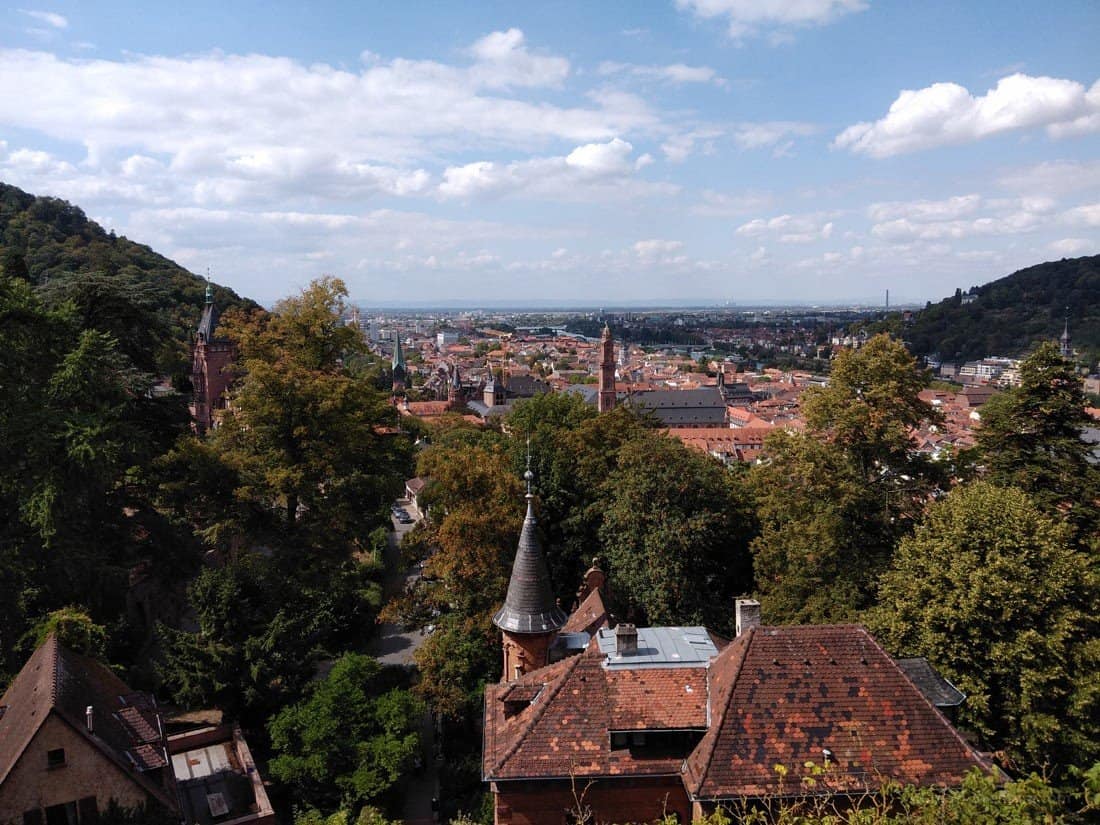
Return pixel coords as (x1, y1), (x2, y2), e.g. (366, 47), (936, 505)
(484, 649), (695, 780)
(606, 668), (707, 730)
(683, 625), (991, 800)
(562, 588), (608, 635)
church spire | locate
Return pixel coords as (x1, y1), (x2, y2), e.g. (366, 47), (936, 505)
(391, 331), (407, 395)
(1060, 309), (1071, 359)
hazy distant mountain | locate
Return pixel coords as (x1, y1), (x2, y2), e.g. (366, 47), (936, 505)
(906, 255), (1099, 364)
(0, 182), (256, 352)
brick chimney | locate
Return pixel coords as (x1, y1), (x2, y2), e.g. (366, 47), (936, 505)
(736, 599), (761, 637)
(614, 623), (638, 655)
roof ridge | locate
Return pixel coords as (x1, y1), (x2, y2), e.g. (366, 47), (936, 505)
(490, 653), (585, 777)
(687, 627), (754, 795)
(862, 627), (995, 773)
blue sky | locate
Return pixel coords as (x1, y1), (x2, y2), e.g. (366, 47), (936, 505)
(1, 1), (1097, 305)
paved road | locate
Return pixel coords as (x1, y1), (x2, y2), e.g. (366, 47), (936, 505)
(367, 499), (440, 823)
(370, 502), (425, 667)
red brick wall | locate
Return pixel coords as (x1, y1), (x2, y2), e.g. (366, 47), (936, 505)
(494, 776), (690, 825)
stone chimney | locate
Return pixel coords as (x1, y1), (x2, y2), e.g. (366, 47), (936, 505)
(614, 623), (638, 655)
(736, 599), (761, 637)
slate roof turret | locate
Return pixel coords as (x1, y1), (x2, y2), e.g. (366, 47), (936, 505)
(493, 471), (567, 635)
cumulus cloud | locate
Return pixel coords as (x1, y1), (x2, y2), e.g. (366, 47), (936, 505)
(1048, 238), (1094, 257)
(437, 138), (673, 201)
(835, 73), (1100, 157)
(0, 34), (660, 210)
(736, 212), (835, 243)
(675, 0), (868, 40)
(466, 28), (570, 88)
(633, 239), (687, 265)
(868, 194), (1057, 241)
(598, 61), (726, 86)
(692, 190), (776, 217)
(20, 9), (67, 29)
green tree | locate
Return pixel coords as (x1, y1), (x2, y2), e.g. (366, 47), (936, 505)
(213, 278), (408, 548)
(269, 653), (423, 810)
(976, 341), (1100, 537)
(749, 335), (938, 624)
(599, 434), (754, 631)
(873, 482), (1100, 779)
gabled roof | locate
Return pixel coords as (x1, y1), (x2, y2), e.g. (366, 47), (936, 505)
(683, 625), (991, 800)
(197, 300), (221, 342)
(562, 587), (608, 635)
(0, 635), (175, 808)
(484, 647), (705, 781)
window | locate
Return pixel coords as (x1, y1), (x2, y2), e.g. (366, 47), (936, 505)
(77, 798), (98, 824)
(46, 748), (66, 768)
(44, 803), (77, 825)
(23, 811), (43, 825)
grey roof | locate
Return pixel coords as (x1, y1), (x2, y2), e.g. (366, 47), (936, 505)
(629, 388), (728, 426)
(596, 626), (718, 670)
(197, 299), (221, 342)
(392, 332), (406, 377)
(894, 657), (967, 707)
(493, 498), (567, 635)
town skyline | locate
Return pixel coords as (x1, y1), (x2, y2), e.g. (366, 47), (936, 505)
(1, 1), (1098, 306)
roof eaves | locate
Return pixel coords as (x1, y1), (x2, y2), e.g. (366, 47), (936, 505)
(487, 654), (586, 779)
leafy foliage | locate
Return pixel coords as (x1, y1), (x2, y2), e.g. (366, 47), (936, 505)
(269, 653), (423, 810)
(749, 335), (938, 623)
(873, 482), (1100, 779)
(904, 254), (1100, 363)
(975, 341), (1100, 538)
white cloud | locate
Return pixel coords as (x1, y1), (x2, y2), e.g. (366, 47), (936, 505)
(0, 35), (660, 210)
(467, 28), (570, 89)
(675, 0), (868, 41)
(598, 61), (726, 87)
(1062, 203), (1100, 227)
(868, 195), (1056, 241)
(998, 160), (1100, 196)
(733, 121), (816, 150)
(736, 212), (835, 243)
(633, 239), (686, 264)
(1048, 238), (1094, 257)
(692, 190), (776, 217)
(835, 73), (1100, 157)
(437, 138), (672, 201)
(19, 9), (67, 29)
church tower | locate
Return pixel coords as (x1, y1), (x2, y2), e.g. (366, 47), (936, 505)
(1060, 313), (1072, 359)
(391, 332), (407, 396)
(447, 363), (463, 408)
(598, 323), (616, 413)
(191, 283), (237, 436)
(493, 466), (567, 682)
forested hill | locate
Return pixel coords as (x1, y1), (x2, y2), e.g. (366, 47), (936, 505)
(0, 181), (256, 366)
(904, 254), (1100, 363)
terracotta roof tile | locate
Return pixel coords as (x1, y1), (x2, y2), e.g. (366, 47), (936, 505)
(683, 626), (991, 800)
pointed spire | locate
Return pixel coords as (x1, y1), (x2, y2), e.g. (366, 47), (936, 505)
(392, 331), (406, 373)
(493, 455), (567, 635)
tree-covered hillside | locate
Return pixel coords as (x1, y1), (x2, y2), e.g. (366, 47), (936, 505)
(0, 181), (256, 371)
(904, 255), (1100, 364)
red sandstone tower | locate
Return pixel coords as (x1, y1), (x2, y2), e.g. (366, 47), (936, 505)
(191, 284), (237, 436)
(597, 323), (616, 413)
(493, 467), (566, 682)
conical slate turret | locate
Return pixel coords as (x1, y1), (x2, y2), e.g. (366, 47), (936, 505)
(493, 480), (567, 634)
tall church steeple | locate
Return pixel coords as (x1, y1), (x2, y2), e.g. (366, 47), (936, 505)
(494, 458), (566, 681)
(391, 332), (407, 395)
(1060, 310), (1072, 359)
(598, 323), (616, 413)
